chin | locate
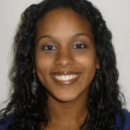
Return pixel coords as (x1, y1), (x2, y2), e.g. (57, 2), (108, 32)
(56, 96), (77, 103)
(52, 91), (81, 103)
(46, 90), (77, 103)
(46, 84), (89, 103)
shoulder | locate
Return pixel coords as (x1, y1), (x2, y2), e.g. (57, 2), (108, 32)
(0, 114), (13, 130)
(122, 109), (130, 130)
(0, 110), (130, 130)
(116, 108), (130, 130)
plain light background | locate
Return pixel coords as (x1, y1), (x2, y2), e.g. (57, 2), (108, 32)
(0, 0), (130, 111)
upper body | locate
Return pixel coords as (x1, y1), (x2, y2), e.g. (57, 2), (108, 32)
(0, 0), (128, 130)
(0, 109), (130, 130)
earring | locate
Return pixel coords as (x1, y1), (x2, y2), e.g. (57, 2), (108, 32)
(96, 69), (99, 90)
(32, 72), (38, 97)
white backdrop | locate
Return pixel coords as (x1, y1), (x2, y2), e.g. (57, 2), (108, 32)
(0, 0), (130, 111)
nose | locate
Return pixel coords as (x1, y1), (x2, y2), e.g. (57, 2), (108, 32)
(54, 49), (75, 67)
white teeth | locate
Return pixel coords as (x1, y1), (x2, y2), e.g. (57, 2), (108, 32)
(53, 74), (79, 81)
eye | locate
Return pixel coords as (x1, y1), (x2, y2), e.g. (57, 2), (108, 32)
(73, 43), (87, 49)
(41, 45), (57, 50)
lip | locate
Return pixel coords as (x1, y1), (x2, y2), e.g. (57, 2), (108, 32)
(50, 71), (81, 86)
(51, 71), (80, 75)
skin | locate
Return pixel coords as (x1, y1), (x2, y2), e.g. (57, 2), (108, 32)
(35, 9), (100, 130)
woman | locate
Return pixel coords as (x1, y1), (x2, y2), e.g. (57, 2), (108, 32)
(0, 0), (130, 130)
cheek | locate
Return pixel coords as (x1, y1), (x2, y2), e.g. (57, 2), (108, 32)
(76, 52), (97, 68)
(35, 54), (54, 84)
(76, 53), (97, 79)
(35, 52), (54, 69)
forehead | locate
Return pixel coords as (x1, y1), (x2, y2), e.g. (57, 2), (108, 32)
(35, 8), (94, 42)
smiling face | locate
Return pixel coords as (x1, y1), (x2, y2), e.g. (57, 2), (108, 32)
(34, 8), (100, 102)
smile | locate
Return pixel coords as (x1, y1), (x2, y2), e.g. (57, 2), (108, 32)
(53, 74), (79, 81)
(50, 72), (81, 86)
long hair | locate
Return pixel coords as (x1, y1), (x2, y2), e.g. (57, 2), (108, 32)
(0, 0), (126, 130)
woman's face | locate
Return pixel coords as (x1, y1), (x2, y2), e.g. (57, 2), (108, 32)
(35, 9), (100, 102)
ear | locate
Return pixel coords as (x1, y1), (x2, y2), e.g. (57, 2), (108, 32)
(96, 57), (100, 69)
(33, 62), (36, 73)
(33, 68), (36, 73)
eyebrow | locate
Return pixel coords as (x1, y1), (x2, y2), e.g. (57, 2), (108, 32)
(37, 32), (92, 43)
(73, 33), (92, 40)
(37, 35), (53, 43)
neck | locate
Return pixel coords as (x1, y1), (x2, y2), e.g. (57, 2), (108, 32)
(45, 92), (89, 129)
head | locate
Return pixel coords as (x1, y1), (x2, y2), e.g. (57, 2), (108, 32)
(1, 0), (125, 130)
(34, 8), (100, 102)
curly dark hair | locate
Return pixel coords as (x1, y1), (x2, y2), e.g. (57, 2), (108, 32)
(0, 0), (126, 130)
